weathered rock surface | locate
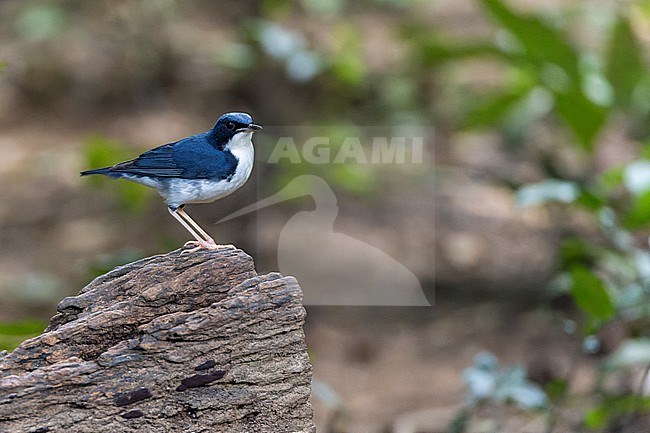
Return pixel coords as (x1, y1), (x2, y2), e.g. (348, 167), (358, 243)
(0, 246), (314, 433)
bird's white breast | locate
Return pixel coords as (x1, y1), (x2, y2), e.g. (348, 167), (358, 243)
(166, 131), (255, 207)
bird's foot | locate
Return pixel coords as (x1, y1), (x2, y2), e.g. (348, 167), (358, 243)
(181, 239), (218, 254)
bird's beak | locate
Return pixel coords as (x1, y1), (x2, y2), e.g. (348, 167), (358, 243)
(239, 123), (263, 132)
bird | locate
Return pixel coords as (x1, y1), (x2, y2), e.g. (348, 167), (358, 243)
(218, 175), (430, 305)
(81, 112), (262, 251)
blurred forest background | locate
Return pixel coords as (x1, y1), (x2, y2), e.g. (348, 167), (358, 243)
(3, 0), (650, 431)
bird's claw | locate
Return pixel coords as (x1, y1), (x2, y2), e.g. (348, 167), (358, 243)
(181, 239), (219, 254)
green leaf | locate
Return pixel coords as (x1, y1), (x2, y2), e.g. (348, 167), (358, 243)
(401, 24), (508, 67)
(569, 265), (615, 320)
(584, 406), (608, 430)
(599, 165), (625, 192)
(624, 189), (650, 228)
(560, 238), (594, 267)
(584, 395), (650, 430)
(480, 0), (580, 79)
(412, 36), (506, 66)
(605, 16), (646, 108)
(554, 90), (608, 150)
(480, 0), (607, 149)
(463, 90), (528, 129)
(545, 378), (568, 401)
(422, 41), (505, 65)
(575, 189), (604, 211)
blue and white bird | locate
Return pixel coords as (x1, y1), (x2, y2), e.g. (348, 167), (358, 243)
(81, 112), (262, 251)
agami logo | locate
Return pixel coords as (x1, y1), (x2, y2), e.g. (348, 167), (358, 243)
(219, 175), (431, 306)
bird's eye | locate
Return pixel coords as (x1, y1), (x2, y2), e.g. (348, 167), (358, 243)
(225, 122), (236, 131)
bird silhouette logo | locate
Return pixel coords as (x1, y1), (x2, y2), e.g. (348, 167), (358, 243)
(219, 175), (431, 306)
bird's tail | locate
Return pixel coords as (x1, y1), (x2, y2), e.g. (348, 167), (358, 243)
(80, 167), (113, 177)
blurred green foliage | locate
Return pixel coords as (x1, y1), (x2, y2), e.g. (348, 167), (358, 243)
(464, 0), (648, 150)
(422, 4), (650, 413)
(584, 395), (650, 430)
(441, 0), (650, 430)
(86, 249), (144, 279)
(569, 265), (615, 321)
(14, 4), (68, 41)
(482, 0), (607, 149)
(0, 319), (47, 351)
(82, 134), (153, 214)
(525, 158), (650, 429)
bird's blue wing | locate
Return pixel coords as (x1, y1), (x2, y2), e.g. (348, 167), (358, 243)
(172, 139), (238, 180)
(110, 143), (185, 177)
(108, 133), (237, 180)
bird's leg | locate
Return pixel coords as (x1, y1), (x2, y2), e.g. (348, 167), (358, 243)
(176, 207), (216, 246)
(168, 207), (217, 251)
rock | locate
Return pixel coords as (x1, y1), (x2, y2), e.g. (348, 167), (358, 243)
(0, 246), (314, 433)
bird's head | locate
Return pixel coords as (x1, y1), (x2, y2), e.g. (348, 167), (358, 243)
(211, 112), (263, 148)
